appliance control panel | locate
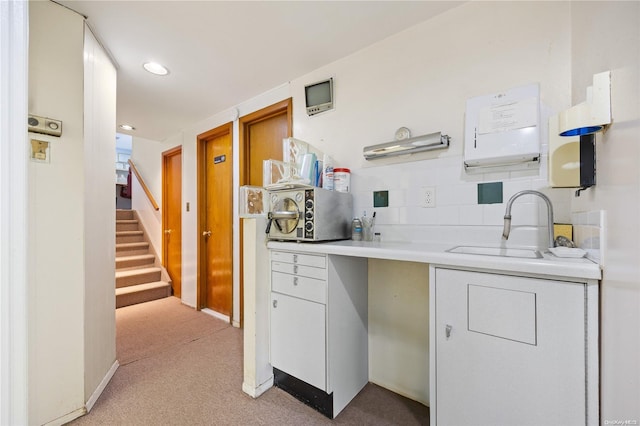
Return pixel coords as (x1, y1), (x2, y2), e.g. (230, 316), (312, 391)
(304, 189), (314, 239)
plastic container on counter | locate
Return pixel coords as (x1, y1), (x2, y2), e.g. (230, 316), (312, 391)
(351, 217), (362, 241)
(334, 168), (351, 193)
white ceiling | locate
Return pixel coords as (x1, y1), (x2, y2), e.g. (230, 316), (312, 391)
(57, 1), (463, 142)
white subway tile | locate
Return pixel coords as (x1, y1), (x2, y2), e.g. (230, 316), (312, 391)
(587, 210), (603, 227)
(460, 205), (484, 225)
(511, 202), (540, 226)
(407, 206), (438, 225)
(503, 180), (533, 199)
(482, 171), (509, 181)
(483, 204), (507, 226)
(389, 188), (408, 207)
(437, 205), (460, 225)
(436, 165), (464, 185)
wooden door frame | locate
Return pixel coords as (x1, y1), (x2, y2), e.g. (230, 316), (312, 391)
(161, 145), (182, 279)
(197, 122), (234, 311)
(238, 98), (292, 327)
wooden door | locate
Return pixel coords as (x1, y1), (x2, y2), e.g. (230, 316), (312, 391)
(162, 146), (182, 297)
(239, 98), (292, 326)
(198, 123), (233, 316)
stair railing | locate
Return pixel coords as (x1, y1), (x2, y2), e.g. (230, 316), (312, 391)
(127, 159), (159, 211)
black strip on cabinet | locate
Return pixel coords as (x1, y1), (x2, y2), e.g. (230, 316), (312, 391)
(273, 368), (333, 418)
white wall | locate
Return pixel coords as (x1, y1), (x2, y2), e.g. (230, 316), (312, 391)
(28, 2), (85, 423)
(569, 2), (640, 422)
(131, 136), (167, 255)
(83, 24), (117, 409)
(28, 2), (118, 423)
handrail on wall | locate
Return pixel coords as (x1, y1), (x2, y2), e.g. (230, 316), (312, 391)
(128, 159), (159, 211)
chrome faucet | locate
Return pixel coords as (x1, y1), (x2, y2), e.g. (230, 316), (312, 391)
(502, 190), (555, 248)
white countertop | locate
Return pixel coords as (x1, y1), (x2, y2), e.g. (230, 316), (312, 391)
(266, 240), (602, 281)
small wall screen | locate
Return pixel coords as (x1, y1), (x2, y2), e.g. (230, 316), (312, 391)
(305, 78), (333, 116)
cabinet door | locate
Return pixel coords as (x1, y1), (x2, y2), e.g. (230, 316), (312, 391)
(270, 292), (326, 391)
(435, 269), (585, 426)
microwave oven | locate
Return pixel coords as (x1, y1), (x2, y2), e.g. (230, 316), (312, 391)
(266, 187), (352, 242)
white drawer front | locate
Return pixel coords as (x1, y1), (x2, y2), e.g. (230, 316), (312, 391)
(271, 250), (326, 269)
(272, 271), (327, 304)
(271, 261), (326, 280)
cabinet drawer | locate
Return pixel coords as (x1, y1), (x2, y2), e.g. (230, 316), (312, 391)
(272, 251), (326, 269)
(271, 261), (326, 280)
(272, 271), (327, 304)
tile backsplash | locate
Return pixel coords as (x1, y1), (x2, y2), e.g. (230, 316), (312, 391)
(572, 210), (605, 266)
(349, 152), (573, 248)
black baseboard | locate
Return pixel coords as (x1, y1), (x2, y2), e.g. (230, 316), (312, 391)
(273, 368), (333, 419)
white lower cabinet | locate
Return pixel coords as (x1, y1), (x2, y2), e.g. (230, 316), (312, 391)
(431, 267), (599, 426)
(270, 250), (368, 418)
(270, 292), (326, 390)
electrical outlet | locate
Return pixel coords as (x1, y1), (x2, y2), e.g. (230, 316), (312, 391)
(421, 186), (436, 208)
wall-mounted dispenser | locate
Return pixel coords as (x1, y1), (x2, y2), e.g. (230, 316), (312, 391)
(549, 114), (595, 196)
(363, 128), (449, 160)
(551, 70), (611, 196)
(558, 71), (611, 137)
(463, 83), (540, 172)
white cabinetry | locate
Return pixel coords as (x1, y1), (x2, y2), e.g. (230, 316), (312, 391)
(270, 250), (368, 418)
(431, 267), (599, 426)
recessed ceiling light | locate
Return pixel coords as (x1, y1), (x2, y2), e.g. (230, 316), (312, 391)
(119, 124), (135, 131)
(143, 62), (169, 76)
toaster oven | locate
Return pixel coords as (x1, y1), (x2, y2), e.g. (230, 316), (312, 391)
(266, 187), (352, 242)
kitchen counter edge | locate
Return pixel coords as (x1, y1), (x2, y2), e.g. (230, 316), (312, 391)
(266, 240), (602, 281)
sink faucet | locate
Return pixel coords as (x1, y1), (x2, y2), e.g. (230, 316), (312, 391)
(502, 190), (555, 248)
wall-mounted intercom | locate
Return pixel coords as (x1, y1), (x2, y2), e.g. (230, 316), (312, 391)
(28, 114), (62, 137)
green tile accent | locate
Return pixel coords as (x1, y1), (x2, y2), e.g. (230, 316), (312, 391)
(373, 190), (389, 208)
(477, 182), (503, 204)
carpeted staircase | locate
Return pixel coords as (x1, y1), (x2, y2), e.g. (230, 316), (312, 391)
(115, 209), (172, 308)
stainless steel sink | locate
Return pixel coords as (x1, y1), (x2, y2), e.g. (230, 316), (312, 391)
(447, 246), (542, 259)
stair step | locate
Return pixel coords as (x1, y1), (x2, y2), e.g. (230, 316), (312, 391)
(116, 230), (144, 244)
(116, 241), (149, 256)
(115, 267), (162, 288)
(116, 281), (171, 308)
(116, 209), (134, 220)
(116, 220), (139, 232)
(116, 254), (156, 270)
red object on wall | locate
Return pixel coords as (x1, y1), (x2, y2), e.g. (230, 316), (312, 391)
(120, 168), (132, 198)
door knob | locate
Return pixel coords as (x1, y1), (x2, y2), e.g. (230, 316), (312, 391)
(202, 230), (212, 237)
(164, 229), (172, 234)
(445, 324), (453, 340)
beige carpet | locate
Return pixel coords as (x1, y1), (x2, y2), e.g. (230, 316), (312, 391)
(70, 297), (428, 425)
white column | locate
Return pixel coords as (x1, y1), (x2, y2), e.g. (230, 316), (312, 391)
(0, 0), (30, 424)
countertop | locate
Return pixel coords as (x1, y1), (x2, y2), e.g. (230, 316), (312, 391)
(266, 240), (602, 281)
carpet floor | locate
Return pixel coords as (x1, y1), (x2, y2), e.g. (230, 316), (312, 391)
(69, 297), (429, 425)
